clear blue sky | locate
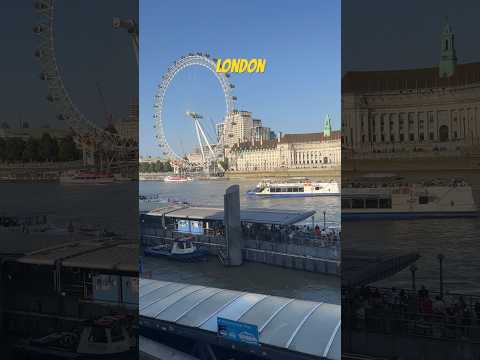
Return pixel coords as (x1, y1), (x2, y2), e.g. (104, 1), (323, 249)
(140, 0), (340, 157)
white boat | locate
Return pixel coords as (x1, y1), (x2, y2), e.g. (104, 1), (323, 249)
(163, 175), (193, 183)
(247, 179), (340, 197)
(14, 315), (136, 359)
(342, 178), (478, 220)
(60, 171), (115, 184)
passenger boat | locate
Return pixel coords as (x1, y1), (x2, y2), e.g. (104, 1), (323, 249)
(247, 179), (340, 197)
(14, 315), (136, 359)
(342, 177), (478, 220)
(144, 237), (209, 261)
(163, 175), (193, 183)
(60, 171), (115, 184)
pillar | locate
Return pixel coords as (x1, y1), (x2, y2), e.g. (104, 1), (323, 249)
(224, 185), (242, 266)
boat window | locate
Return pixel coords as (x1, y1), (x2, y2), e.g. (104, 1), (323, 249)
(365, 199), (378, 209)
(341, 199), (352, 209)
(185, 242), (192, 248)
(379, 198), (392, 208)
(281, 187), (287, 192)
(315, 186), (320, 191)
(299, 187), (304, 192)
(287, 187), (293, 192)
(419, 196), (429, 204)
(177, 242), (185, 249)
(88, 326), (108, 343)
(292, 187), (298, 192)
(111, 325), (125, 342)
(352, 199), (365, 209)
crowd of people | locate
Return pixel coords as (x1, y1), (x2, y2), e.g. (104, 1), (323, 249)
(343, 285), (480, 340)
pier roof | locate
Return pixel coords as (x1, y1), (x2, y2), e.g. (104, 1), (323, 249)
(139, 279), (340, 360)
(147, 206), (316, 226)
(15, 239), (137, 273)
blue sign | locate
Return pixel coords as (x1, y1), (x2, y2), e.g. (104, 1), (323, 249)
(217, 317), (259, 346)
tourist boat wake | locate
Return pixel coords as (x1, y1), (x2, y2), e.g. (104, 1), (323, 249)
(144, 236), (209, 261)
(342, 177), (478, 220)
(247, 178), (340, 197)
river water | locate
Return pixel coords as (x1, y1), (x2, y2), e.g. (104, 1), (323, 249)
(344, 171), (480, 296)
(139, 179), (341, 304)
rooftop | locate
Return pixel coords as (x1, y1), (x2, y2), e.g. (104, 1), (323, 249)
(139, 279), (340, 360)
(281, 131), (341, 143)
(342, 62), (480, 93)
(16, 239), (137, 273)
(146, 206), (315, 226)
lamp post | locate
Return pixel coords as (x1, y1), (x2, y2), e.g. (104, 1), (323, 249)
(323, 211), (326, 230)
(438, 253), (445, 298)
(410, 264), (418, 290)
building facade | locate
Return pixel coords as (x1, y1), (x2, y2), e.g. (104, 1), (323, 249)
(229, 116), (340, 172)
(342, 21), (480, 159)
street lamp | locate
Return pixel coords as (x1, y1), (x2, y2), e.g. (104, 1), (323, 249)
(410, 264), (418, 290)
(437, 253), (445, 298)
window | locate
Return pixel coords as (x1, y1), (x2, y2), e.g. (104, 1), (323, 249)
(341, 199), (352, 209)
(429, 132), (434, 141)
(399, 134), (405, 142)
(379, 199), (392, 208)
(352, 199), (365, 209)
(419, 196), (429, 205)
(390, 134), (395, 142)
(287, 187), (293, 192)
(315, 186), (320, 191)
(419, 133), (424, 141)
(365, 199), (378, 208)
(89, 327), (108, 343)
(111, 325), (125, 342)
(409, 133), (414, 141)
(299, 187), (304, 192)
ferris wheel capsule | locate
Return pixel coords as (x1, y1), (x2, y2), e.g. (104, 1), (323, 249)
(32, 24), (45, 34)
(34, 1), (49, 10)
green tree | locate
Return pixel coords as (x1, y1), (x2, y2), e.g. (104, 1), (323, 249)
(22, 137), (40, 162)
(0, 138), (6, 162)
(58, 136), (79, 161)
(5, 138), (25, 162)
(39, 133), (57, 161)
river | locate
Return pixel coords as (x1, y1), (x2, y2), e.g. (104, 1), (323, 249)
(344, 171), (480, 296)
(139, 178), (341, 304)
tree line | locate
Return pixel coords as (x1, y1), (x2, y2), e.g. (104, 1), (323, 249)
(139, 161), (173, 173)
(0, 134), (81, 163)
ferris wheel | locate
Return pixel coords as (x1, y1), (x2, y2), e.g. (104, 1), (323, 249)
(153, 53), (237, 170)
(32, 0), (137, 151)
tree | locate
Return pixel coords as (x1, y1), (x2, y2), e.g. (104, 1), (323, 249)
(58, 136), (80, 161)
(0, 138), (6, 162)
(5, 138), (25, 162)
(39, 133), (58, 161)
(23, 137), (40, 162)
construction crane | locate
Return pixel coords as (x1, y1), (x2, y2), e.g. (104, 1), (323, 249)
(112, 18), (139, 64)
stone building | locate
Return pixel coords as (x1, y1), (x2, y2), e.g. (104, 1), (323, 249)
(229, 116), (340, 172)
(342, 21), (480, 159)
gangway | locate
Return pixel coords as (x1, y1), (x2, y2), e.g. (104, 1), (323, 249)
(139, 279), (340, 360)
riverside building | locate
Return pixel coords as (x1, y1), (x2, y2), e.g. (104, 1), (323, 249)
(342, 21), (480, 159)
(229, 116), (340, 172)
